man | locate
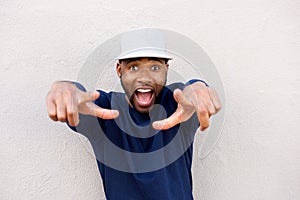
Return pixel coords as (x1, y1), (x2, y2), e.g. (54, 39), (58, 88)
(46, 29), (221, 199)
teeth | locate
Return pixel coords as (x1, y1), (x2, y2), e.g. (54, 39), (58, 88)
(137, 89), (152, 93)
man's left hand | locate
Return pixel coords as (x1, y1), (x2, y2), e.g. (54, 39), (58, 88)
(152, 82), (222, 131)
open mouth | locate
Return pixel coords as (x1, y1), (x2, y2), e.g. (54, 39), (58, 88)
(134, 88), (155, 108)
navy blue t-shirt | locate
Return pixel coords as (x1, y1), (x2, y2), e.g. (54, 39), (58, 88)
(68, 81), (203, 200)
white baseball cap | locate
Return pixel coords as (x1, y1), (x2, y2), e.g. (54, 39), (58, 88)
(117, 28), (173, 60)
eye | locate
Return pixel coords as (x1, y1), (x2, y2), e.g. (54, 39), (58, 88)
(129, 65), (138, 71)
(151, 65), (160, 71)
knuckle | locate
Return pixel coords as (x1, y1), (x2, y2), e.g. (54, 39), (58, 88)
(68, 120), (77, 127)
(57, 114), (66, 122)
(67, 111), (75, 118)
(99, 109), (106, 119)
(68, 122), (75, 126)
(48, 111), (56, 118)
(58, 118), (66, 122)
(209, 109), (216, 115)
(49, 114), (58, 121)
(199, 109), (208, 116)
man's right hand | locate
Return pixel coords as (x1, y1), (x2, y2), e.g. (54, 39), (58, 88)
(46, 81), (119, 126)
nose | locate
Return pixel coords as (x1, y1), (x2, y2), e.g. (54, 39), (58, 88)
(136, 68), (153, 84)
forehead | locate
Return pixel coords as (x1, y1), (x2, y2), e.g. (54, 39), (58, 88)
(119, 57), (166, 65)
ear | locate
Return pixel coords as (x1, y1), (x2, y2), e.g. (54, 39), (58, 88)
(116, 62), (122, 78)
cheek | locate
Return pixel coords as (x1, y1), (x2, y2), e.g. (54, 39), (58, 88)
(154, 72), (167, 85)
(120, 74), (135, 92)
(121, 72), (134, 83)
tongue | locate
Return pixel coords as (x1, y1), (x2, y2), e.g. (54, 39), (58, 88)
(137, 92), (152, 105)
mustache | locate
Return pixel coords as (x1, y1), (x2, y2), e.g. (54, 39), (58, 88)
(119, 73), (168, 99)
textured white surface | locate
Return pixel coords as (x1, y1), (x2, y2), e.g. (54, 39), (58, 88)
(1, 0), (300, 200)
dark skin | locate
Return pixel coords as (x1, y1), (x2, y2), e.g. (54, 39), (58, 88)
(46, 57), (222, 130)
(116, 57), (169, 113)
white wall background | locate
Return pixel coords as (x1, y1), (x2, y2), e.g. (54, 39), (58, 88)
(1, 0), (299, 199)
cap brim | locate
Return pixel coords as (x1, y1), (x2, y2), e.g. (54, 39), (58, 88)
(117, 49), (173, 60)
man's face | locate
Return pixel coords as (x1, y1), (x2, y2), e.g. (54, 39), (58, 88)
(116, 57), (169, 113)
